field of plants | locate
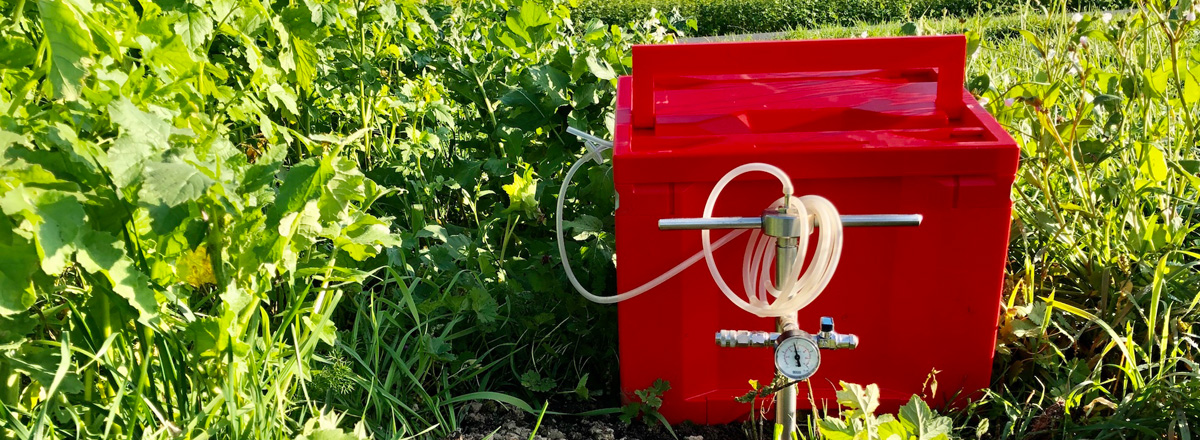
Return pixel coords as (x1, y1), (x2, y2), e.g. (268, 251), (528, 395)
(576, 0), (1129, 36)
(1, 0), (1199, 439)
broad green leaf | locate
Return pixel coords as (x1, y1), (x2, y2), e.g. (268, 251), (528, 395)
(145, 35), (199, 73)
(564, 214), (603, 240)
(378, 1), (398, 26)
(302, 315), (337, 346)
(337, 215), (399, 261)
(1018, 29), (1044, 57)
(265, 83), (300, 115)
(582, 20), (607, 43)
(0, 129), (28, 149)
(834, 381), (880, 418)
(271, 200), (320, 276)
(421, 334), (455, 361)
(270, 157), (335, 224)
(281, 5), (319, 37)
(527, 65), (570, 107)
(146, 203), (189, 235)
(139, 160), (217, 208)
(1184, 66), (1200, 104)
(572, 373), (590, 400)
(0, 33), (37, 70)
(38, 0), (96, 100)
(178, 244), (217, 288)
(290, 36), (318, 92)
(172, 5), (214, 52)
(518, 0), (552, 28)
(877, 419), (911, 440)
(210, 0), (239, 21)
(469, 287), (499, 323)
(898, 395), (952, 440)
(319, 157), (365, 221)
(0, 216), (38, 315)
(585, 54), (616, 80)
(139, 160), (216, 207)
(817, 418), (856, 440)
(1138, 143), (1168, 189)
(77, 230), (160, 323)
(417, 224), (449, 242)
(8, 345), (83, 394)
(106, 98), (173, 187)
(279, 200), (323, 248)
(965, 30), (982, 60)
(503, 15), (529, 42)
(0, 312), (36, 348)
(1144, 68), (1170, 99)
(183, 317), (226, 358)
(0, 187), (85, 275)
(107, 137), (162, 189)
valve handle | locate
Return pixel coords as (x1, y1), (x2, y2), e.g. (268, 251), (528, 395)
(820, 317), (834, 333)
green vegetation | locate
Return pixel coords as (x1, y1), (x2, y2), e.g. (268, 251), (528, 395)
(797, 5), (1200, 436)
(2, 0), (1200, 439)
(0, 0), (677, 438)
(818, 383), (955, 440)
(970, 9), (1200, 436)
(577, 0), (1128, 36)
(785, 9), (1090, 39)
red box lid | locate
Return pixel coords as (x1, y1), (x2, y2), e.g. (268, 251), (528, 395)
(612, 36), (1018, 184)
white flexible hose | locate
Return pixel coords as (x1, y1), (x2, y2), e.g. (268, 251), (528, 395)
(556, 155), (842, 316)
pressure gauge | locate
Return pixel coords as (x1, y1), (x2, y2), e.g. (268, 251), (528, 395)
(775, 332), (821, 380)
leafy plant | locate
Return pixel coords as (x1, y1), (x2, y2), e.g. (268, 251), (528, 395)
(818, 382), (955, 440)
(0, 0), (688, 437)
(620, 378), (670, 422)
(577, 0), (1129, 36)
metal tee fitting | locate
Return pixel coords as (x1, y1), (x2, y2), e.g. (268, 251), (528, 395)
(815, 317), (859, 350)
(761, 207), (807, 239)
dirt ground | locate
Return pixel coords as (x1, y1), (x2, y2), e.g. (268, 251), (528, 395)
(445, 401), (755, 440)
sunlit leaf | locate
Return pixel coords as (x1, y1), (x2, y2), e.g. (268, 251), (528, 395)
(139, 160), (216, 207)
(38, 0), (95, 100)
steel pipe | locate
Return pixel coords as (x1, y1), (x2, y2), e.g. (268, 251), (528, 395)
(657, 214), (923, 231)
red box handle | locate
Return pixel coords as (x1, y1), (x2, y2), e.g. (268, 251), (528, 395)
(630, 36), (968, 128)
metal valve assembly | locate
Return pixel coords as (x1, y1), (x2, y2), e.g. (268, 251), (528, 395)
(715, 317), (858, 352)
(660, 204), (919, 438)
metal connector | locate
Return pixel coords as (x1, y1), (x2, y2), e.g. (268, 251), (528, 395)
(564, 127), (613, 165)
(815, 317), (858, 350)
(715, 329), (780, 348)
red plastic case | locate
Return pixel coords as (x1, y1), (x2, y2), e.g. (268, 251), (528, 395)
(611, 36), (1019, 424)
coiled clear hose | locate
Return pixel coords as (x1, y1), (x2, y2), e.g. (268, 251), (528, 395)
(556, 156), (843, 317)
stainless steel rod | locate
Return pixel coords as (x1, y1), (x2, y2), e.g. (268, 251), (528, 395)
(775, 314), (799, 440)
(658, 217), (764, 230)
(657, 214), (922, 230)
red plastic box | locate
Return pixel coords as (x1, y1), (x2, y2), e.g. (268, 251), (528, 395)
(611, 36), (1018, 424)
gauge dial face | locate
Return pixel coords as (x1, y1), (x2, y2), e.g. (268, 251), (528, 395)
(775, 336), (820, 380)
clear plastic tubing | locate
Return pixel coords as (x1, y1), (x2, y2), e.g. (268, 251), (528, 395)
(557, 157), (843, 316)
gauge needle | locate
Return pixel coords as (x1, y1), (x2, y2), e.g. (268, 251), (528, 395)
(793, 348), (802, 367)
